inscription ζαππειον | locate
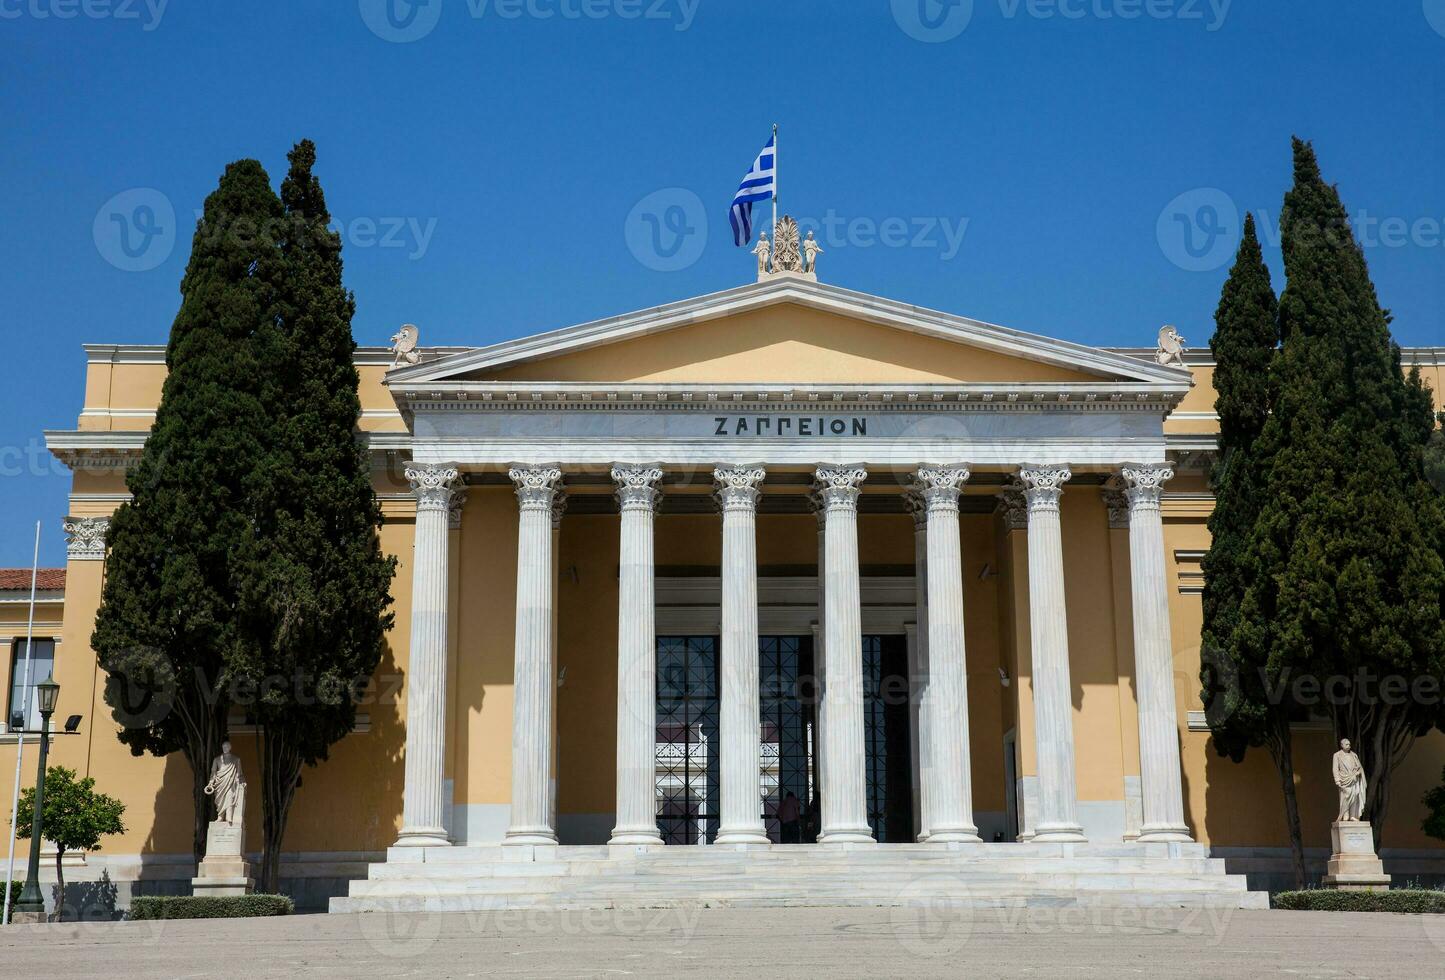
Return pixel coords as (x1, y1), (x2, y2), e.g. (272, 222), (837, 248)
(712, 416), (868, 437)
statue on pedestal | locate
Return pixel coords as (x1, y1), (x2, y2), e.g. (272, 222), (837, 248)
(1333, 738), (1366, 822)
(803, 231), (824, 273)
(1324, 738), (1389, 890)
(193, 740), (254, 897)
(752, 233), (771, 278)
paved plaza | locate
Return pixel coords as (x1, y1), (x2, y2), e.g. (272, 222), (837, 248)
(2, 906), (1442, 978)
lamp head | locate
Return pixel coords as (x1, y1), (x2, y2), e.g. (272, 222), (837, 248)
(64, 715), (82, 734)
(35, 676), (59, 717)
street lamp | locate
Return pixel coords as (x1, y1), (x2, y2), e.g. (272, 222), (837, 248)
(14, 676), (59, 919)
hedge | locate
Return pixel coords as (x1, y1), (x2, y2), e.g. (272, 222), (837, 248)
(128, 895), (294, 920)
(1273, 889), (1445, 914)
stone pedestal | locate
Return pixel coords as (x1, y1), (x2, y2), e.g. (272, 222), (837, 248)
(191, 820), (254, 897)
(1323, 820), (1390, 890)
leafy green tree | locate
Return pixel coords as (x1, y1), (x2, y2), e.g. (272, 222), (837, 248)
(1426, 412), (1445, 496)
(14, 767), (125, 919)
(1237, 139), (1445, 851)
(1423, 767), (1445, 842)
(234, 140), (396, 893)
(92, 159), (286, 863)
(1198, 214), (1313, 885)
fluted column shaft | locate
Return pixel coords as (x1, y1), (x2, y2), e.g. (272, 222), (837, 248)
(608, 466), (665, 846)
(917, 466), (982, 843)
(397, 463), (461, 847)
(812, 497), (828, 807)
(1019, 465), (1087, 842)
(505, 465), (563, 846)
(905, 494), (932, 842)
(816, 466), (875, 844)
(715, 466), (769, 845)
(1122, 464), (1192, 842)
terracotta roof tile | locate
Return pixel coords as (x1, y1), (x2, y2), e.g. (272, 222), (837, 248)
(0, 569), (66, 592)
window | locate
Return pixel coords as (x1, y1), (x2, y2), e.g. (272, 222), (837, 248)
(7, 639), (55, 732)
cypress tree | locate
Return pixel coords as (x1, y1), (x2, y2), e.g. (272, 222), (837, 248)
(1237, 139), (1445, 850)
(236, 140), (396, 892)
(92, 160), (285, 863)
(1199, 214), (1311, 885)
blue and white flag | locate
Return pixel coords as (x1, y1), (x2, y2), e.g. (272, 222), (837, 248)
(730, 135), (776, 246)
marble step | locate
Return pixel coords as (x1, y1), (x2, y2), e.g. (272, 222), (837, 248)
(347, 871), (1254, 898)
(332, 886), (1269, 914)
(385, 842), (1210, 864)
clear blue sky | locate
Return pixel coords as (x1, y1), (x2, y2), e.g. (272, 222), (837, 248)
(2, 1), (1442, 567)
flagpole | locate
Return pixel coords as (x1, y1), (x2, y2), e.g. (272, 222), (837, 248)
(3, 521), (41, 926)
(772, 123), (779, 241)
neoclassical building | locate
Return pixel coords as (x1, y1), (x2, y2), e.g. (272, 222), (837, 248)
(15, 265), (1445, 911)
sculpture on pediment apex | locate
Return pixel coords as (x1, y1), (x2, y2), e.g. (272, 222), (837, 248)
(752, 233), (771, 278)
(772, 216), (804, 273)
(1154, 324), (1187, 368)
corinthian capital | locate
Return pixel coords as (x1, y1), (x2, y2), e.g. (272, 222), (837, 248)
(612, 465), (665, 511)
(814, 465), (868, 511)
(713, 466), (766, 511)
(914, 464), (972, 510)
(1119, 463), (1174, 511)
(1017, 465), (1072, 514)
(509, 465), (564, 511)
(405, 463), (461, 513)
(63, 516), (110, 561)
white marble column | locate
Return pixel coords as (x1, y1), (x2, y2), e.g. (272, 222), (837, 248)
(1120, 464), (1193, 842)
(609, 465), (665, 847)
(548, 493), (566, 835)
(396, 463), (461, 847)
(815, 466), (875, 844)
(714, 466), (770, 845)
(904, 493), (932, 842)
(811, 494), (828, 807)
(505, 464), (564, 847)
(916, 466), (982, 843)
(1018, 465), (1087, 842)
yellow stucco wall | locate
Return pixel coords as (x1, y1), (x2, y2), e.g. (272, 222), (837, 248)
(8, 320), (1442, 864)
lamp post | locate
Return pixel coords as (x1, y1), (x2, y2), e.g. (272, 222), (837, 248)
(14, 676), (59, 919)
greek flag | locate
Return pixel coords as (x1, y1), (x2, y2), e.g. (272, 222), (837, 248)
(730, 134), (776, 246)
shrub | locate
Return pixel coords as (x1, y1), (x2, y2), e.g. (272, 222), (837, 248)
(128, 894), (294, 920)
(1273, 889), (1445, 913)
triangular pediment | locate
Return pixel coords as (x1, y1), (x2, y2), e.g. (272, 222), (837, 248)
(390, 278), (1187, 388)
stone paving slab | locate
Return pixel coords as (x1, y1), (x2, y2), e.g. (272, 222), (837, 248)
(2, 906), (1442, 978)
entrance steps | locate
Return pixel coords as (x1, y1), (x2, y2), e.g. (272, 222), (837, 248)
(329, 842), (1268, 913)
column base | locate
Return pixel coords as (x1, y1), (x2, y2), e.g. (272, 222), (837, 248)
(714, 827), (770, 846)
(1031, 823), (1087, 843)
(393, 827), (451, 848)
(608, 828), (664, 847)
(1136, 824), (1194, 844)
(818, 829), (876, 845)
(925, 827), (982, 844)
(504, 829), (559, 847)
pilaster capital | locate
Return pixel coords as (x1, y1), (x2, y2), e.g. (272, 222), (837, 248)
(405, 463), (462, 513)
(904, 491), (928, 531)
(1119, 463), (1174, 512)
(612, 465), (664, 512)
(996, 490), (1028, 531)
(1017, 465), (1072, 514)
(1101, 479), (1130, 529)
(814, 465), (868, 511)
(551, 490), (569, 530)
(914, 464), (971, 511)
(809, 489), (828, 529)
(448, 489), (466, 530)
(713, 465), (766, 512)
(508, 464), (564, 511)
(63, 516), (110, 560)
